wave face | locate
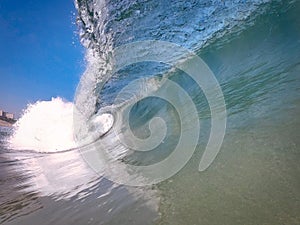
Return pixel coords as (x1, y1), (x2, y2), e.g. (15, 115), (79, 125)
(73, 0), (300, 224)
(72, 0), (275, 169)
(74, 0), (273, 118)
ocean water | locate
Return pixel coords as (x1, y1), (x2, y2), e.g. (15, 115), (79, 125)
(1, 0), (300, 224)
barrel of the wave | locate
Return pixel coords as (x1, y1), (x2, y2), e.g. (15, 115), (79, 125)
(73, 40), (226, 187)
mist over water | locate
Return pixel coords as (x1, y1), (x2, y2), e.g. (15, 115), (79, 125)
(1, 0), (300, 224)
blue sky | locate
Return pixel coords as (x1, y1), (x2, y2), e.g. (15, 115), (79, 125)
(0, 0), (84, 117)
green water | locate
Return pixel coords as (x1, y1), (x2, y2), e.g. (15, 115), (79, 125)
(157, 1), (300, 224)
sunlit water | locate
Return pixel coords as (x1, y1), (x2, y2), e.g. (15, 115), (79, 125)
(1, 0), (300, 224)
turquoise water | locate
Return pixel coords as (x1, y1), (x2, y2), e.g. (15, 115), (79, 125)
(158, 1), (300, 224)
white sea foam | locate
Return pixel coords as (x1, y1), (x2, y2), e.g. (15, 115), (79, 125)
(9, 97), (77, 152)
(9, 96), (116, 152)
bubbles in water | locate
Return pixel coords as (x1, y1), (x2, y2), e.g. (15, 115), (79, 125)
(89, 113), (114, 137)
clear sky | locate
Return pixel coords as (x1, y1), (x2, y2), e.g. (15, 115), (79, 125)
(0, 0), (84, 117)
